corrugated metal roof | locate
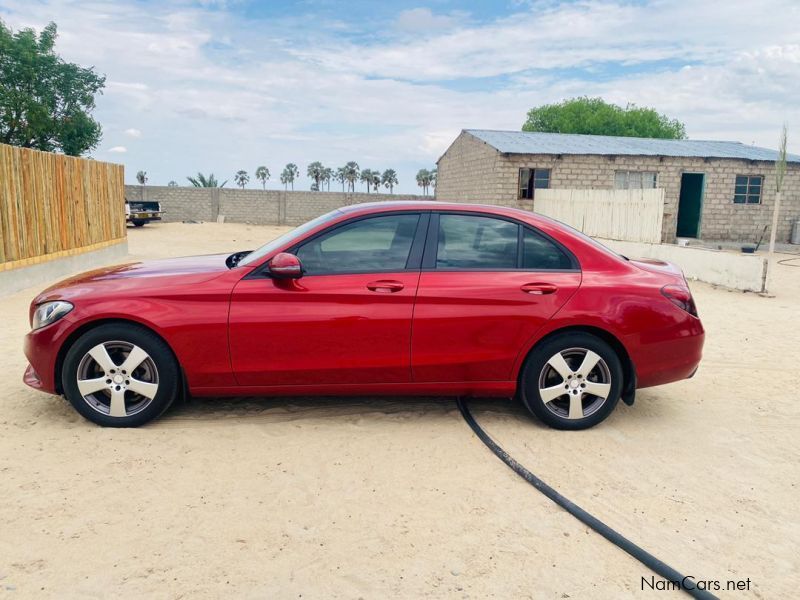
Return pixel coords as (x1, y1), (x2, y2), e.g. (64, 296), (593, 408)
(465, 129), (800, 163)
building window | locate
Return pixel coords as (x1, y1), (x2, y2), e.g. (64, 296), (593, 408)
(614, 171), (657, 189)
(519, 168), (550, 199)
(734, 175), (763, 204)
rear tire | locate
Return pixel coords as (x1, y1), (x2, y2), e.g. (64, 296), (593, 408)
(61, 323), (179, 427)
(520, 332), (623, 430)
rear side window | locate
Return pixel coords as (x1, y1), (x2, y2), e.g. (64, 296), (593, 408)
(434, 214), (576, 271)
(296, 214), (420, 275)
(522, 228), (573, 270)
(437, 214), (518, 269)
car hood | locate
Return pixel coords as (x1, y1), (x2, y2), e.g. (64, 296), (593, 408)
(35, 253), (234, 303)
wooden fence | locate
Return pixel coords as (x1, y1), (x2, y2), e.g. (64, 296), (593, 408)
(0, 144), (125, 269)
(533, 188), (665, 243)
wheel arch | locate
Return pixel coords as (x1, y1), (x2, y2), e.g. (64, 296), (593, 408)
(54, 318), (185, 396)
(517, 325), (637, 405)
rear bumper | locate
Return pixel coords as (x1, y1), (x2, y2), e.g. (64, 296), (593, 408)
(626, 316), (705, 389)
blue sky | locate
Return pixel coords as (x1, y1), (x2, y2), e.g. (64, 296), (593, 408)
(2, 0), (799, 193)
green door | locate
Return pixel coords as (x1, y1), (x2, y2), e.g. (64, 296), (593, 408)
(677, 173), (704, 238)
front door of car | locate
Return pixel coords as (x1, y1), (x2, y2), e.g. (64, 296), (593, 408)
(228, 212), (427, 387)
(412, 213), (582, 382)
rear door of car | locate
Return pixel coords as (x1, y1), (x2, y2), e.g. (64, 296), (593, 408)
(411, 212), (582, 383)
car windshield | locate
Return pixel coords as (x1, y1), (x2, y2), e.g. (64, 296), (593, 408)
(236, 209), (343, 267)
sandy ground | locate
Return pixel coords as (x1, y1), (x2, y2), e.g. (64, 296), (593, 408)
(1, 222), (799, 599)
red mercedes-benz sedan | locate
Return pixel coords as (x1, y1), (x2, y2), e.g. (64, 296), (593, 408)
(23, 202), (704, 429)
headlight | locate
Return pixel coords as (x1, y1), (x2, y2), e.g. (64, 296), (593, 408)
(31, 301), (74, 330)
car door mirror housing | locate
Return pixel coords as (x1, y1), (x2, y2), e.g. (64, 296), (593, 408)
(268, 252), (303, 279)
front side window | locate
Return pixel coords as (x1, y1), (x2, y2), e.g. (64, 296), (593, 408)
(614, 171), (657, 189)
(519, 168), (551, 199)
(296, 213), (419, 275)
(435, 214), (574, 271)
(734, 175), (763, 204)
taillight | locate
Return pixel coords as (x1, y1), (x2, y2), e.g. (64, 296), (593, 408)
(661, 284), (698, 317)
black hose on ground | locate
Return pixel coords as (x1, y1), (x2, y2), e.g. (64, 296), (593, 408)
(457, 398), (718, 600)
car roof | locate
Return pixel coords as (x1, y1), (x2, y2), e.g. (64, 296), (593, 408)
(338, 200), (539, 221)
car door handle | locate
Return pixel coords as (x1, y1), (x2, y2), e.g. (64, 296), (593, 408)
(521, 283), (558, 295)
(367, 280), (405, 293)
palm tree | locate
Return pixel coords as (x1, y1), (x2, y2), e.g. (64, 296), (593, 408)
(281, 163), (300, 190)
(335, 167), (346, 192)
(430, 167), (437, 193)
(136, 170), (147, 186)
(322, 167), (333, 191)
(307, 161), (325, 191)
(370, 170), (381, 193)
(381, 169), (398, 194)
(234, 170), (249, 189)
(167, 180), (178, 187)
(343, 161), (359, 192)
(416, 168), (432, 196)
(187, 173), (227, 187)
(360, 169), (374, 193)
(255, 166), (270, 190)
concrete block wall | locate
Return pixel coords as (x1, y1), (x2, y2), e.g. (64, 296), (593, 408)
(435, 131), (800, 243)
(125, 186), (430, 226)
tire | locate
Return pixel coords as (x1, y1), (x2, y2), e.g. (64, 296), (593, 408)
(520, 332), (623, 430)
(132, 220), (146, 227)
(61, 323), (180, 427)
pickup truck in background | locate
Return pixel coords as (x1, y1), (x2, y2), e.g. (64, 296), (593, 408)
(125, 200), (163, 227)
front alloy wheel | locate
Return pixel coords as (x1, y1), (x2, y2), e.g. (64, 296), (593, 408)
(62, 323), (179, 427)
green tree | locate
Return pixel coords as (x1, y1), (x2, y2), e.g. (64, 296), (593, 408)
(416, 169), (433, 195)
(255, 165), (270, 189)
(430, 167), (437, 192)
(234, 170), (249, 189)
(281, 163), (300, 190)
(307, 161), (325, 191)
(167, 180), (178, 187)
(381, 169), (398, 194)
(343, 161), (359, 192)
(370, 170), (381, 193)
(136, 170), (147, 186)
(187, 172), (227, 187)
(322, 166), (333, 191)
(0, 21), (106, 155)
(360, 168), (374, 193)
(335, 167), (346, 192)
(522, 97), (686, 139)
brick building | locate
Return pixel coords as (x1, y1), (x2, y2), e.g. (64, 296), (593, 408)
(435, 130), (800, 243)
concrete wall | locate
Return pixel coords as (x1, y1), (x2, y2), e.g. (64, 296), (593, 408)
(0, 240), (129, 297)
(601, 239), (768, 293)
(436, 131), (800, 243)
(126, 186), (430, 226)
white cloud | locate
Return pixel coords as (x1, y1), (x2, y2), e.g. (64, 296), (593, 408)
(394, 8), (467, 33)
(124, 128), (142, 138)
(1, 0), (798, 192)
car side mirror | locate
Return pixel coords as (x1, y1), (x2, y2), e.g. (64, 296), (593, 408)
(268, 252), (303, 279)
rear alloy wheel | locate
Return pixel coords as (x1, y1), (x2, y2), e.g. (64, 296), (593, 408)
(62, 324), (179, 427)
(521, 333), (623, 430)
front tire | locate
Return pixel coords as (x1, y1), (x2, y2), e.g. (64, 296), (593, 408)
(132, 220), (146, 227)
(61, 323), (179, 427)
(520, 332), (623, 430)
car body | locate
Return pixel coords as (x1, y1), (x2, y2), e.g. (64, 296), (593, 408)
(125, 199), (163, 227)
(23, 202), (704, 428)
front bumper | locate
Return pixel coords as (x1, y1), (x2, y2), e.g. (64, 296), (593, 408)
(23, 317), (76, 395)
